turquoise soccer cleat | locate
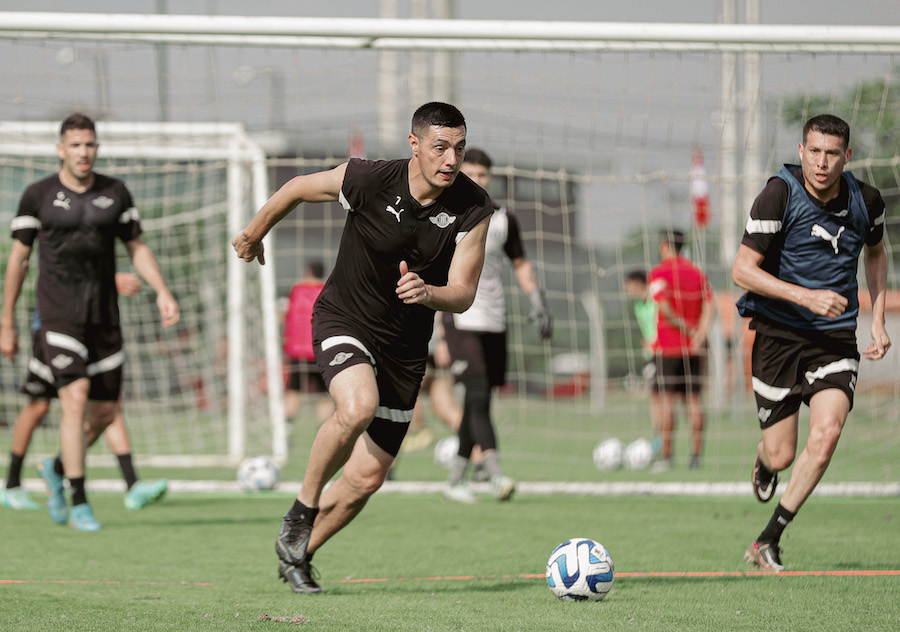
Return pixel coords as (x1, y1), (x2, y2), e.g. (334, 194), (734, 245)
(38, 457), (68, 524)
(0, 487), (42, 511)
(68, 503), (102, 532)
(124, 479), (168, 510)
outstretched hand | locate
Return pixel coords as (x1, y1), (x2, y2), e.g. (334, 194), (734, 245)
(396, 260), (429, 305)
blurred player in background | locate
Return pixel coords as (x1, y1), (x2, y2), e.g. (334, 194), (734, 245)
(402, 315), (463, 453)
(282, 259), (332, 424)
(624, 269), (662, 456)
(232, 102), (492, 594)
(0, 273), (167, 512)
(733, 114), (889, 572)
(441, 148), (553, 504)
(648, 229), (713, 471)
(0, 113), (180, 531)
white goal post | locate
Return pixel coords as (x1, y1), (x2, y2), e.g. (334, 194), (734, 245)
(0, 120), (286, 467)
(0, 10), (897, 488)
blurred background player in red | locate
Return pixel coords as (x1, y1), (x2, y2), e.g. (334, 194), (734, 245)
(648, 229), (713, 470)
(282, 260), (332, 424)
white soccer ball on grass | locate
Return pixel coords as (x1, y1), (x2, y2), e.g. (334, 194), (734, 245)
(623, 438), (654, 470)
(592, 438), (624, 471)
(546, 537), (615, 601)
(237, 456), (280, 491)
(433, 435), (460, 469)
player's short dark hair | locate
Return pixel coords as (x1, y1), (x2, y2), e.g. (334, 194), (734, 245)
(660, 229), (686, 254)
(306, 259), (325, 280)
(60, 113), (96, 137)
(625, 269), (647, 284)
(463, 148), (492, 170)
(803, 114), (850, 149)
(411, 102), (466, 139)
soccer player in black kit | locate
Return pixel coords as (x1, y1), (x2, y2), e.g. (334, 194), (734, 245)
(233, 102), (492, 594)
(1, 113), (180, 531)
(732, 114), (890, 572)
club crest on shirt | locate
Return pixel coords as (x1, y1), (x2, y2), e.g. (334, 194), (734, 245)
(92, 196), (114, 209)
(52, 192), (71, 210)
(429, 212), (457, 229)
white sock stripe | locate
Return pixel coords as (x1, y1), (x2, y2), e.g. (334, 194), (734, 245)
(375, 405), (414, 423)
(87, 350), (125, 376)
(27, 356), (54, 383)
(321, 335), (375, 365)
(45, 331), (89, 360)
(804, 358), (859, 385)
(752, 376), (792, 403)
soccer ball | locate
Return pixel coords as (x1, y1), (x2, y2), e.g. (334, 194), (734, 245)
(592, 438), (624, 471)
(237, 456), (280, 491)
(623, 438), (654, 470)
(546, 538), (615, 601)
(433, 435), (459, 469)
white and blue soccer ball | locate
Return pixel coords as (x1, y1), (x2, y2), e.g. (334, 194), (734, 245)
(623, 438), (654, 470)
(593, 438), (624, 471)
(237, 456), (280, 491)
(433, 435), (460, 469)
(546, 538), (615, 601)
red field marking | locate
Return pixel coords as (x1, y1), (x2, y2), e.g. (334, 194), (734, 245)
(1, 579), (213, 586)
(335, 569), (900, 584)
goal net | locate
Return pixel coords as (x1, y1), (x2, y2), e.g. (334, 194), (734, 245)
(0, 12), (897, 490)
(0, 121), (285, 467)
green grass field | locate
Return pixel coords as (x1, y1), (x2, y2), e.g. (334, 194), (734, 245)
(1, 491), (897, 631)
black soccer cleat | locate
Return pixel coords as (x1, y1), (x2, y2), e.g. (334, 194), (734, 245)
(752, 456), (779, 503)
(276, 515), (313, 566)
(743, 540), (784, 573)
(279, 560), (324, 594)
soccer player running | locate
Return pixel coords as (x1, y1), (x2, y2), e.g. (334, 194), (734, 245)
(0, 113), (180, 531)
(648, 230), (713, 471)
(732, 114), (890, 572)
(441, 148), (553, 503)
(1, 274), (167, 513)
(232, 102), (492, 594)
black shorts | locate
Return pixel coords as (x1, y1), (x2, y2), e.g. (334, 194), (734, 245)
(441, 313), (507, 387)
(313, 315), (426, 457)
(654, 353), (704, 395)
(750, 319), (859, 429)
(285, 357), (326, 394)
(32, 321), (123, 401)
(19, 328), (58, 400)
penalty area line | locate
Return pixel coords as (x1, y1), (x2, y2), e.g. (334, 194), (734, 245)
(335, 569), (900, 584)
(1, 579), (213, 586)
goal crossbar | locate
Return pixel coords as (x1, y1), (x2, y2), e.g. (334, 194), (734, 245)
(2, 12), (900, 53)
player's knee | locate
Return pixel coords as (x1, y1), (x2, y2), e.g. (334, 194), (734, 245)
(765, 445), (795, 471)
(810, 421), (843, 458)
(332, 397), (378, 434)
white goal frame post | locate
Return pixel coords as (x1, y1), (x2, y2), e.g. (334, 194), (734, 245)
(2, 12), (899, 414)
(0, 120), (286, 467)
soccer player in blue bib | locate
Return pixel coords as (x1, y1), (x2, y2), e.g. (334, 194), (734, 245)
(732, 114), (890, 572)
(233, 102), (492, 594)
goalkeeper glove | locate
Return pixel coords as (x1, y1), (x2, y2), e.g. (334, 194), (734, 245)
(528, 289), (553, 340)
